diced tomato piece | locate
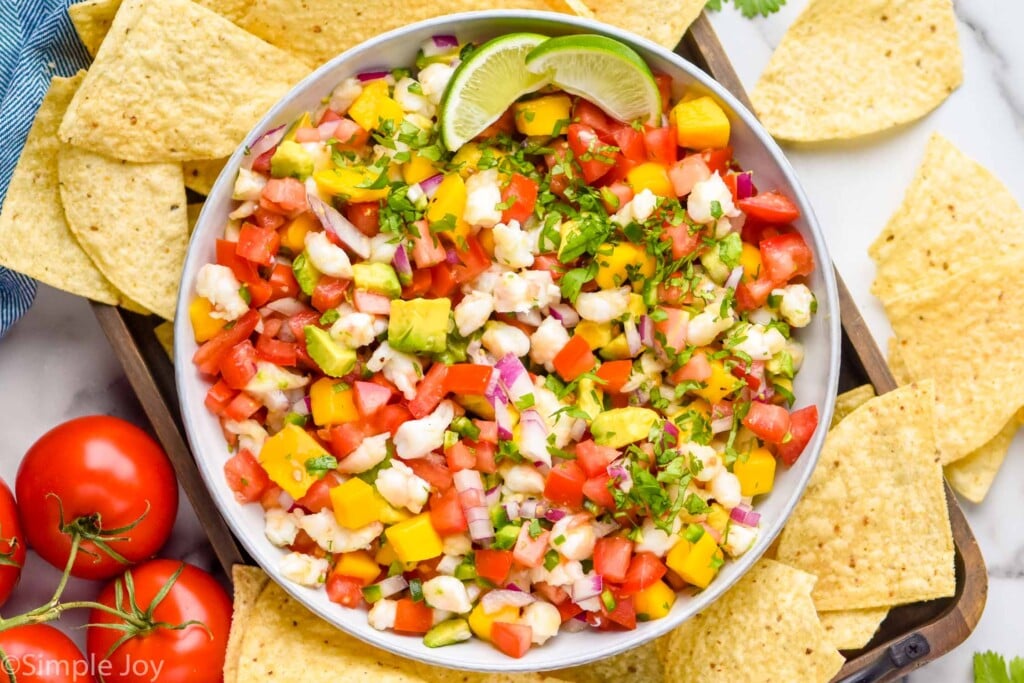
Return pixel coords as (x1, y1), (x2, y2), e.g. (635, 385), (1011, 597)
(224, 393), (262, 422)
(600, 181), (634, 213)
(410, 220), (446, 268)
(223, 449), (270, 503)
(205, 380), (236, 417)
(428, 262), (458, 298)
(393, 598), (433, 633)
(662, 224), (702, 260)
(609, 125), (646, 164)
(775, 405), (819, 466)
(353, 290), (391, 315)
(476, 107), (515, 139)
(604, 594), (637, 630)
(567, 123), (614, 184)
(251, 207), (287, 231)
(491, 622), (532, 659)
(371, 403), (412, 437)
(216, 239), (261, 284)
(500, 173), (539, 225)
(251, 148), (274, 175)
(429, 487), (467, 535)
(236, 224), (281, 266)
(255, 334), (297, 367)
(296, 474), (341, 513)
(644, 126), (677, 166)
(552, 335), (596, 382)
(470, 440), (497, 474)
(329, 423), (366, 458)
(594, 537), (633, 583)
(573, 98), (612, 134)
(344, 202), (381, 237)
(668, 154), (712, 197)
(512, 524), (550, 569)
(654, 307), (688, 353)
(331, 118), (370, 150)
(556, 599), (583, 623)
(653, 72), (673, 113)
(742, 402), (791, 444)
(326, 574), (363, 608)
(735, 275), (777, 311)
(670, 351), (711, 384)
(268, 263), (301, 301)
(575, 440), (619, 478)
(544, 461), (586, 508)
(531, 253), (565, 280)
(760, 232), (815, 285)
(311, 276), (349, 312)
(442, 364), (493, 395)
(259, 484), (284, 510)
(474, 420), (498, 444)
(286, 310), (321, 347)
(451, 234), (491, 284)
(353, 381), (392, 417)
(404, 456), (453, 492)
(619, 553), (667, 596)
(582, 473), (616, 509)
(476, 549), (514, 585)
(738, 191), (800, 225)
(533, 582), (570, 606)
(261, 177), (307, 214)
(444, 439), (477, 473)
(401, 268), (432, 298)
(701, 147), (733, 176)
(193, 309), (260, 375)
(595, 360), (632, 394)
(408, 363), (449, 419)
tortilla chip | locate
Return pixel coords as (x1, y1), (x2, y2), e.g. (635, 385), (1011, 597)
(153, 321), (175, 360)
(561, 0), (704, 49)
(870, 135), (1024, 305)
(554, 642), (664, 683)
(817, 608), (888, 651)
(187, 202), (204, 233)
(777, 381), (955, 610)
(886, 337), (912, 386)
(0, 74), (128, 306)
(59, 0), (310, 162)
(887, 256), (1024, 463)
(657, 559), (844, 682)
(831, 384), (875, 428)
(58, 146), (188, 320)
(237, 0), (578, 69)
(752, 0), (961, 142)
(183, 158), (227, 196)
(945, 416), (1020, 504)
(224, 566), (270, 683)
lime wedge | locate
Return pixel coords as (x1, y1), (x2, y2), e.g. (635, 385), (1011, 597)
(439, 33), (549, 151)
(525, 34), (661, 125)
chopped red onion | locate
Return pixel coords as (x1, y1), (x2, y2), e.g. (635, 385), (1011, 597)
(468, 519), (494, 543)
(624, 319), (642, 357)
(735, 171), (754, 200)
(482, 589), (535, 614)
(432, 34), (459, 48)
(261, 297), (307, 317)
(724, 265), (745, 291)
(290, 397), (310, 417)
(519, 499), (544, 519)
(569, 418), (587, 442)
(465, 506), (491, 523)
(392, 245), (413, 285)
(277, 489), (295, 509)
(730, 503), (761, 527)
(638, 315), (655, 348)
(504, 500), (521, 520)
(571, 575), (603, 602)
(494, 401), (514, 441)
(436, 555), (462, 576)
(306, 194), (371, 258)
(420, 173), (444, 198)
(711, 416), (733, 434)
(357, 70), (390, 82)
(544, 508), (567, 522)
(243, 124), (286, 169)
(315, 120), (342, 142)
(496, 354), (533, 402)
(485, 486), (501, 508)
(454, 470), (492, 541)
(664, 420), (679, 440)
(711, 402), (734, 434)
(607, 462), (633, 492)
(445, 248), (460, 266)
(376, 575), (409, 598)
(518, 409), (551, 467)
(548, 303), (580, 328)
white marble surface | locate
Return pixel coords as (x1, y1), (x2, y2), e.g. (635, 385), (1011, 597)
(0, 1), (1020, 679)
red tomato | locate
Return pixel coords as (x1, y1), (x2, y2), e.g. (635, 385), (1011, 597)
(393, 598), (433, 634)
(600, 181), (634, 213)
(701, 147), (733, 176)
(402, 268), (432, 298)
(575, 440), (619, 478)
(476, 108), (515, 139)
(87, 560), (231, 683)
(326, 573), (364, 607)
(582, 473), (616, 509)
(344, 202), (381, 237)
(491, 622), (532, 658)
(235, 223), (280, 266)
(567, 123), (614, 183)
(738, 191), (801, 224)
(531, 253), (566, 280)
(442, 364), (493, 395)
(268, 263), (301, 301)
(604, 594), (637, 630)
(595, 360), (632, 393)
(444, 440), (477, 473)
(16, 417), (177, 580)
(654, 307), (688, 353)
(742, 402), (792, 444)
(451, 235), (491, 284)
(332, 118), (370, 150)
(193, 309), (260, 376)
(652, 72), (673, 113)
(619, 553), (667, 596)
(251, 207), (287, 231)
(218, 340), (258, 390)
(204, 380), (235, 417)
(609, 125), (646, 164)
(0, 479), (24, 608)
(775, 405), (819, 466)
(670, 351), (712, 384)
(643, 126), (677, 166)
(573, 99), (612, 134)
(371, 404), (413, 437)
(662, 224), (702, 260)
(0, 624), (96, 683)
(223, 449), (270, 503)
(256, 334), (298, 367)
(552, 335), (596, 382)
(429, 488), (467, 535)
(594, 537), (633, 583)
(261, 177), (306, 214)
(475, 549), (514, 585)
(544, 462), (586, 508)
(512, 525), (550, 569)
(410, 221), (446, 269)
(404, 457), (453, 493)
(311, 276), (349, 312)
(760, 232), (815, 284)
(329, 423), (367, 458)
(251, 148), (274, 175)
(428, 262), (458, 298)
(353, 380), (392, 416)
(224, 393), (262, 422)
(735, 275), (776, 311)
(295, 474), (341, 513)
(408, 363), (449, 418)
(500, 173), (539, 225)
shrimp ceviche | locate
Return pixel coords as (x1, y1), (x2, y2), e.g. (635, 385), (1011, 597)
(189, 30), (821, 658)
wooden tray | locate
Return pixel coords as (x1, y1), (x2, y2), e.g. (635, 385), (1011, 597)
(90, 12), (986, 682)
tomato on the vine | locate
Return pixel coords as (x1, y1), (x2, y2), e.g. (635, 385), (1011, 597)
(16, 416), (178, 580)
(87, 559), (231, 683)
(0, 478), (25, 607)
(0, 624), (96, 683)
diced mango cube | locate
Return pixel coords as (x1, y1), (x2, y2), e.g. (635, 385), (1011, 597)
(280, 212), (318, 253)
(379, 504), (413, 524)
(666, 533), (723, 589)
(257, 424), (327, 499)
(313, 167), (389, 202)
(627, 293), (647, 319)
(310, 378), (360, 426)
(672, 96), (730, 150)
(706, 503), (730, 536)
(330, 478), (383, 530)
(189, 297), (226, 342)
(426, 173), (470, 237)
(575, 321), (614, 350)
(374, 542), (417, 571)
(739, 242), (762, 282)
(595, 243), (656, 290)
(626, 162), (674, 197)
(450, 143), (506, 178)
(384, 513), (443, 564)
(694, 359), (744, 404)
(347, 80), (404, 132)
(733, 447), (776, 497)
(468, 602), (520, 642)
(332, 551), (382, 585)
(634, 579), (676, 621)
(403, 151), (438, 185)
(513, 94), (572, 137)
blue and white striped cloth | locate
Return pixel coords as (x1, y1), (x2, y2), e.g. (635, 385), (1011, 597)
(0, 0), (91, 337)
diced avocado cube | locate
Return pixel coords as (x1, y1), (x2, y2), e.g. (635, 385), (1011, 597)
(591, 407), (661, 448)
(352, 262), (401, 299)
(270, 140), (315, 180)
(424, 618), (472, 648)
(700, 242), (731, 284)
(388, 298), (451, 354)
(492, 524), (522, 551)
(292, 252), (320, 296)
(304, 326), (357, 377)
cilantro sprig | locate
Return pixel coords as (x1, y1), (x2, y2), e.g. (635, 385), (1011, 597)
(974, 651), (1024, 683)
(705, 0), (786, 19)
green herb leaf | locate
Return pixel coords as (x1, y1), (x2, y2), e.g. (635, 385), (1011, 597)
(706, 0), (786, 19)
(305, 454), (338, 478)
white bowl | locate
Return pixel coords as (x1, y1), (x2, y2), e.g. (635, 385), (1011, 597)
(175, 10), (841, 673)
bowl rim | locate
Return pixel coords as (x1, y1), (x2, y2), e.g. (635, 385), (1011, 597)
(175, 8), (841, 672)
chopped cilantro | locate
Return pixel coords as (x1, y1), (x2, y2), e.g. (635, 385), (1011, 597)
(319, 309), (340, 325)
(305, 454), (338, 478)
